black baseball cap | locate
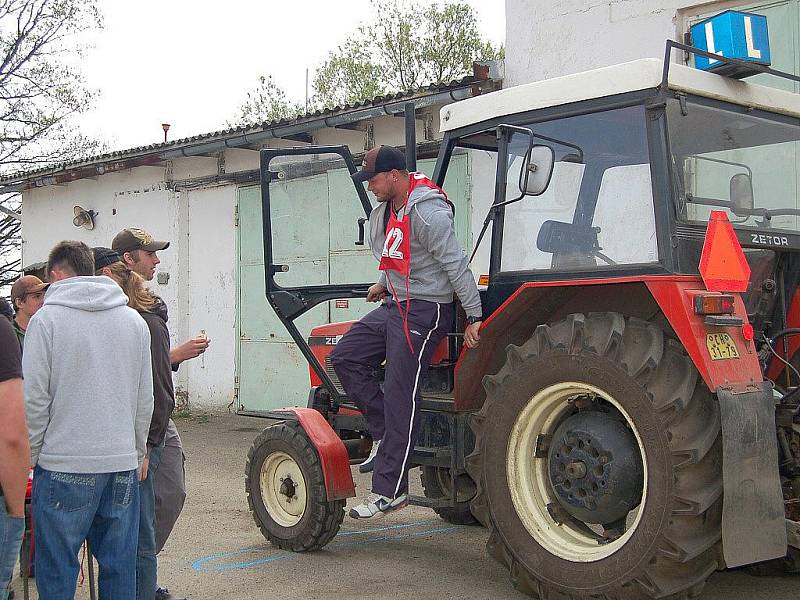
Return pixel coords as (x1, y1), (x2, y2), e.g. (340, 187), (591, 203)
(93, 247), (121, 271)
(112, 228), (170, 255)
(352, 146), (406, 184)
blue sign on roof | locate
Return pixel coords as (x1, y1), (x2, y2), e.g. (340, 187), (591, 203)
(691, 10), (771, 72)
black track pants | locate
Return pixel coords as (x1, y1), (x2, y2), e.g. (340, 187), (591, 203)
(331, 299), (453, 498)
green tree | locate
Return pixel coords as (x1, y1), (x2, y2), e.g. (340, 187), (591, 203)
(313, 0), (503, 109)
(0, 0), (104, 290)
(229, 74), (303, 127)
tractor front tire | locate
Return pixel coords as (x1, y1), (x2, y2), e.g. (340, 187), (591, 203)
(420, 466), (478, 525)
(245, 421), (344, 552)
(467, 313), (723, 599)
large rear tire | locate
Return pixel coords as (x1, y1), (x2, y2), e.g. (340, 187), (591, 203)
(245, 421), (345, 552)
(467, 313), (723, 599)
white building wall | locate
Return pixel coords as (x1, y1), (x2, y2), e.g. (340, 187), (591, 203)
(21, 164), (197, 399)
(182, 185), (238, 408)
(22, 167), (239, 408)
(505, 0), (746, 86)
(223, 148), (260, 173)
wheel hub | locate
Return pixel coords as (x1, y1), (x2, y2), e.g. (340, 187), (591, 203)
(260, 451), (307, 527)
(547, 410), (643, 525)
(279, 476), (297, 501)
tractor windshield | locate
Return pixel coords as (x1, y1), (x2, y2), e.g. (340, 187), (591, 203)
(667, 98), (800, 232)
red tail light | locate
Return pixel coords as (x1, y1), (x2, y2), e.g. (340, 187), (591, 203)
(693, 293), (736, 315)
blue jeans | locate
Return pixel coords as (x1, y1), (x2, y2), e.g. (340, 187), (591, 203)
(32, 466), (139, 600)
(137, 446), (162, 600)
(0, 498), (25, 593)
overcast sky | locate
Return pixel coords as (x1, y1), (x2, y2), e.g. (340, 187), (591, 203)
(75, 0), (505, 152)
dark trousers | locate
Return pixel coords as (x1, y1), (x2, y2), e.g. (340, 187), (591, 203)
(154, 420), (186, 555)
(331, 299), (453, 498)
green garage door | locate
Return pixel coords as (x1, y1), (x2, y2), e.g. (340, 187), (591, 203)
(235, 154), (471, 412)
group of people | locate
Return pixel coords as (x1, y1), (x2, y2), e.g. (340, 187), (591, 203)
(0, 227), (210, 600)
(0, 143), (482, 597)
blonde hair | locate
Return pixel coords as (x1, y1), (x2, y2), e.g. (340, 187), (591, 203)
(97, 261), (156, 312)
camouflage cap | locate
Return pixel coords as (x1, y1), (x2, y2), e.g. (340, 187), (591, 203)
(112, 228), (170, 254)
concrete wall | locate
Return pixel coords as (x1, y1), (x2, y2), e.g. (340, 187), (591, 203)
(19, 108), (454, 409)
(505, 0), (758, 86)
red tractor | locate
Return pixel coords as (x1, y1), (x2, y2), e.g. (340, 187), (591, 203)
(244, 42), (800, 598)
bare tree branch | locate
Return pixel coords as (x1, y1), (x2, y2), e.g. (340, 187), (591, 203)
(0, 0), (104, 291)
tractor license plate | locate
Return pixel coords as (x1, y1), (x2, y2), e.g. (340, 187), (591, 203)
(706, 333), (740, 360)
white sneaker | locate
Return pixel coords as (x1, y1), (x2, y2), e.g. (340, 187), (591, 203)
(358, 439), (380, 473)
(349, 492), (408, 519)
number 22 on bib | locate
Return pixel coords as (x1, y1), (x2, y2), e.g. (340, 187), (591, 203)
(380, 220), (410, 275)
(378, 173), (446, 277)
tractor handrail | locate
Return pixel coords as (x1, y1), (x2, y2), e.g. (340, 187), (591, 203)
(662, 39), (800, 90)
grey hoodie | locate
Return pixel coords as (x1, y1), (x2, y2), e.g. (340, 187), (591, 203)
(23, 276), (154, 473)
(369, 183), (482, 318)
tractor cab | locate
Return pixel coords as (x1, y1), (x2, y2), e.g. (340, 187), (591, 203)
(245, 29), (800, 600)
(437, 52), (800, 311)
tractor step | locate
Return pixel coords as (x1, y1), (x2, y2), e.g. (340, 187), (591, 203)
(407, 493), (457, 509)
(412, 445), (453, 468)
(419, 396), (457, 412)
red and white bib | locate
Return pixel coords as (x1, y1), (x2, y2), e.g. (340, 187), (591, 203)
(378, 173), (447, 275)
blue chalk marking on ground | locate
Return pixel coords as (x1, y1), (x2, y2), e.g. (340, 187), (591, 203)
(333, 525), (461, 549)
(336, 519), (435, 536)
(192, 520), (462, 573)
(192, 551), (293, 572)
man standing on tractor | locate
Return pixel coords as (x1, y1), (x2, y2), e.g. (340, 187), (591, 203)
(331, 145), (483, 519)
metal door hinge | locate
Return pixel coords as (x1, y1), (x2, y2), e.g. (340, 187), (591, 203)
(676, 93), (688, 116)
(234, 205), (239, 227)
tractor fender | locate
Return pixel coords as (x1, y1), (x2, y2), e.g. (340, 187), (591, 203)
(766, 287), (800, 381)
(456, 276), (763, 411)
(456, 277), (675, 411)
(277, 407), (356, 501)
(645, 279), (762, 389)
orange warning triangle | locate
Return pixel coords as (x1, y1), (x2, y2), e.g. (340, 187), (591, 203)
(699, 211), (750, 292)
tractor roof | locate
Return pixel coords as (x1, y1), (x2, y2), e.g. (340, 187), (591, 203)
(439, 58), (800, 132)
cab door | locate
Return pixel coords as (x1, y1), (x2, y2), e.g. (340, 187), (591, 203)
(257, 146), (374, 405)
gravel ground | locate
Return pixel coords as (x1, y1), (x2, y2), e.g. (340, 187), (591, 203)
(9, 411), (799, 599)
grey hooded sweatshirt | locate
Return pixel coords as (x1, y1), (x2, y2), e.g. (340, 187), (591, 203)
(23, 276), (154, 473)
(369, 183), (482, 318)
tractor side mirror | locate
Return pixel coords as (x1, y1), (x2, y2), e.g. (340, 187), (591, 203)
(520, 145), (555, 197)
(730, 172), (754, 213)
